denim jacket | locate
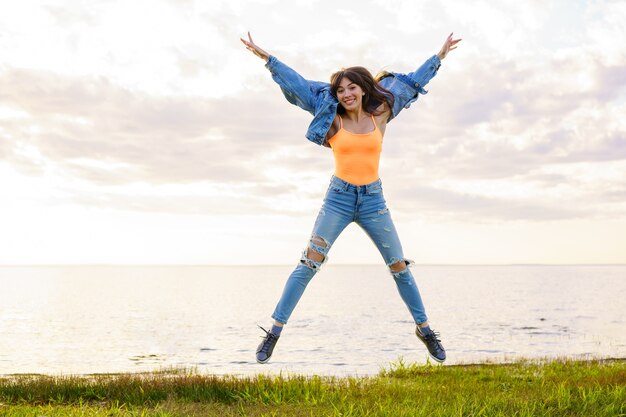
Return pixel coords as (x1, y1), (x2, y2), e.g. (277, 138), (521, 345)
(265, 54), (441, 147)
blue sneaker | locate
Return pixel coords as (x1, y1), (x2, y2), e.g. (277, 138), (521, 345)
(416, 326), (446, 363)
(256, 326), (280, 364)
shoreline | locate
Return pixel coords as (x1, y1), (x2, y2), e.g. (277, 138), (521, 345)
(2, 356), (625, 378)
(0, 356), (626, 380)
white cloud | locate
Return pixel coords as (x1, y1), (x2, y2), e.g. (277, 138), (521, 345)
(1, 0), (625, 264)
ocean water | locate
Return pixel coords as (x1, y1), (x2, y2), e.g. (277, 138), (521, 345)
(0, 265), (624, 376)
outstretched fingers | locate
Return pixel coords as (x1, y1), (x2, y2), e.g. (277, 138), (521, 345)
(240, 31), (270, 61)
(449, 33), (462, 50)
(446, 33), (462, 48)
(239, 31), (254, 51)
(438, 32), (462, 59)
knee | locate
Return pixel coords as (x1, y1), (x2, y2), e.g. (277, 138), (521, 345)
(389, 260), (407, 273)
(307, 236), (327, 262)
(301, 235), (330, 270)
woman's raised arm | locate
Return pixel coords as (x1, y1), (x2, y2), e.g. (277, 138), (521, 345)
(239, 32), (326, 115)
(240, 32), (270, 62)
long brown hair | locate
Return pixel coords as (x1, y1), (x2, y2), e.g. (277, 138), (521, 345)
(330, 66), (394, 118)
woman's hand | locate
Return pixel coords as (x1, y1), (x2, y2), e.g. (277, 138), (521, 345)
(240, 32), (270, 62)
(437, 33), (462, 60)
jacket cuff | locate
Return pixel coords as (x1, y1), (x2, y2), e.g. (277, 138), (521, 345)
(265, 55), (278, 72)
(431, 54), (442, 70)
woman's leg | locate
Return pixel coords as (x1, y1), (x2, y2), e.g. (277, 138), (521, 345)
(355, 185), (428, 325)
(258, 178), (356, 363)
(356, 181), (445, 362)
(271, 178), (355, 325)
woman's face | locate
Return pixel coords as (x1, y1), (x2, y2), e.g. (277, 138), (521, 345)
(336, 76), (364, 112)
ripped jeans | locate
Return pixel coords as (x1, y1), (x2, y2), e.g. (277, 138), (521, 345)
(271, 175), (428, 325)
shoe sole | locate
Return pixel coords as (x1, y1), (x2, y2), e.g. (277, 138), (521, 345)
(427, 353), (446, 364)
(256, 356), (271, 364)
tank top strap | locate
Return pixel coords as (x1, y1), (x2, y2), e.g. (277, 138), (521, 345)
(337, 114), (377, 132)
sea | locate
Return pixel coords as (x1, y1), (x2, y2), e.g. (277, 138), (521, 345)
(0, 265), (624, 376)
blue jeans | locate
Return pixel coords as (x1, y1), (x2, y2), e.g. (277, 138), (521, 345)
(271, 176), (428, 325)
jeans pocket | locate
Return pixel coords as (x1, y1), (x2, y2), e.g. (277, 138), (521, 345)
(366, 185), (382, 195)
(328, 179), (346, 193)
(324, 186), (343, 200)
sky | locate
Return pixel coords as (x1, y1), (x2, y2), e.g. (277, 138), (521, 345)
(1, 0), (625, 265)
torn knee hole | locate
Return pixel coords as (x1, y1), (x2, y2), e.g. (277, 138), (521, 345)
(305, 247), (325, 263)
(300, 250), (324, 269)
(308, 235), (328, 262)
(389, 261), (407, 273)
(300, 235), (329, 269)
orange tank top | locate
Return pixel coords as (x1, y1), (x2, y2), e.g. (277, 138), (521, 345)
(328, 115), (383, 186)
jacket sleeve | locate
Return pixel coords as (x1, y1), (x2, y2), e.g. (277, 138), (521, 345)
(404, 55), (441, 91)
(378, 55), (441, 121)
(265, 55), (328, 116)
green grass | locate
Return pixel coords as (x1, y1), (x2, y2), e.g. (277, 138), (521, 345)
(0, 358), (624, 416)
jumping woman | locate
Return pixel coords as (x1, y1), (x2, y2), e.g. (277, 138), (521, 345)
(240, 32), (461, 364)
